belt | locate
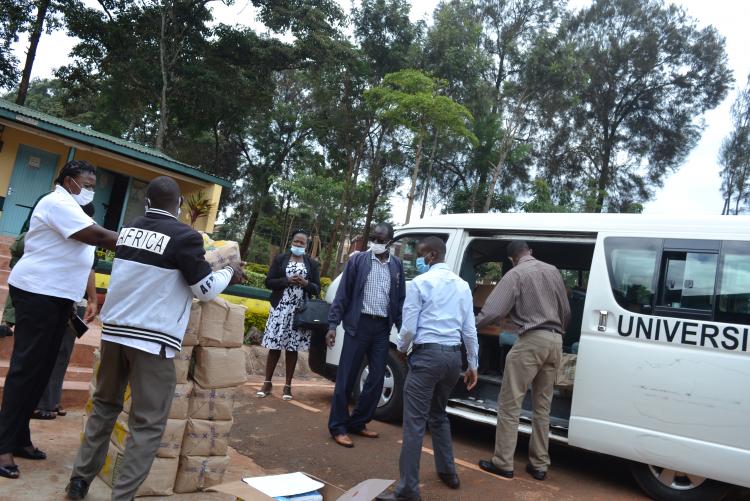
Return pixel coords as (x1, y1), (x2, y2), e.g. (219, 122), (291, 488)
(412, 343), (461, 352)
(361, 313), (388, 321)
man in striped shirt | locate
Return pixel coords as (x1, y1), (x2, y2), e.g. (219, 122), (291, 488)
(475, 240), (570, 482)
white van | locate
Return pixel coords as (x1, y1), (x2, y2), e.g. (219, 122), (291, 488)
(307, 213), (750, 501)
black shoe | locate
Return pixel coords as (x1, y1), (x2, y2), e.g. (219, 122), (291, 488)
(66, 477), (89, 499)
(438, 472), (460, 489)
(478, 459), (513, 478)
(0, 324), (12, 337)
(375, 492), (421, 501)
(13, 446), (46, 460)
(0, 463), (19, 479)
(525, 463), (547, 481)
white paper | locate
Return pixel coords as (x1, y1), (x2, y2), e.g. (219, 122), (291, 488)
(243, 472), (325, 498)
(336, 479), (394, 501)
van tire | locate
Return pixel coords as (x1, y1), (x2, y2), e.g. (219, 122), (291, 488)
(629, 462), (731, 501)
(353, 347), (406, 423)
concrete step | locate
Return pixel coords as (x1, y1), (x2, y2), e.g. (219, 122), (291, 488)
(0, 376), (90, 408)
(0, 254), (9, 271)
(0, 321), (100, 366)
(0, 286), (7, 318)
(0, 359), (93, 382)
(0, 268), (8, 286)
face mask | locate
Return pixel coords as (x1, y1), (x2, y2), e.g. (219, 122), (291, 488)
(290, 246), (306, 256)
(368, 241), (389, 255)
(71, 179), (95, 206)
(415, 256), (431, 274)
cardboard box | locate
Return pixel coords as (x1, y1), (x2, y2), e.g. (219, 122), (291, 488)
(181, 418), (233, 456)
(110, 412), (187, 459)
(555, 353), (577, 388)
(209, 475), (393, 501)
(98, 441), (179, 496)
(199, 298), (245, 348)
(175, 345), (195, 384)
(173, 454), (230, 493)
(205, 240), (241, 272)
(189, 383), (235, 421)
(123, 381), (193, 420)
(193, 346), (246, 389)
(184, 299), (202, 346)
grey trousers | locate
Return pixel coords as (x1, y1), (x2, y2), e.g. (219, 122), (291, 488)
(37, 324), (76, 411)
(396, 345), (462, 498)
(72, 340), (176, 501)
(492, 329), (562, 472)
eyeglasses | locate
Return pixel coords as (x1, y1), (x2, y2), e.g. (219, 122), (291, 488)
(368, 236), (391, 245)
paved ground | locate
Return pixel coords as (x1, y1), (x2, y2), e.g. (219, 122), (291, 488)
(232, 376), (649, 501)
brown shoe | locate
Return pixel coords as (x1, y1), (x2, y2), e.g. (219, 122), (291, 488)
(353, 428), (379, 438)
(333, 434), (353, 448)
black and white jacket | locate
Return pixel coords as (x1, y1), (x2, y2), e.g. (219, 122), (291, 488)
(100, 208), (233, 353)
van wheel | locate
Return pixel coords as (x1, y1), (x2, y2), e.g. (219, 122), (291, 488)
(353, 347), (406, 423)
(629, 462), (731, 501)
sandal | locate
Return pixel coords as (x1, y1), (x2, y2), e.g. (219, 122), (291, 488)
(55, 405), (67, 417)
(31, 410), (56, 420)
(282, 384), (293, 401)
(13, 447), (46, 460)
(256, 381), (272, 398)
(0, 464), (19, 479)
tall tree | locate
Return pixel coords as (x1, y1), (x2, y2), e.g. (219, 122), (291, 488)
(365, 69), (477, 224)
(538, 0), (732, 212)
(719, 73), (750, 215)
(0, 0), (33, 90)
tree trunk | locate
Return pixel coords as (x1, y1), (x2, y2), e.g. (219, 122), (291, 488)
(239, 197), (263, 259)
(594, 152), (611, 213)
(420, 131), (439, 219)
(404, 133), (425, 225)
(156, 7), (169, 151)
(15, 0), (50, 106)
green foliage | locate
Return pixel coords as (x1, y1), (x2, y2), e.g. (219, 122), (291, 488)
(243, 271), (267, 289)
(245, 263), (270, 275)
(244, 309), (269, 337)
(184, 192), (214, 228)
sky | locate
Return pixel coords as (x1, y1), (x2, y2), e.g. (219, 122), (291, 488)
(10, 0), (750, 223)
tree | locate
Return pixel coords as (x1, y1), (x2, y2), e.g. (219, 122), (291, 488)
(537, 0), (733, 212)
(719, 73), (750, 215)
(365, 69), (477, 224)
(0, 0), (33, 90)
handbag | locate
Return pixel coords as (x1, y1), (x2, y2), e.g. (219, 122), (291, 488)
(293, 294), (330, 332)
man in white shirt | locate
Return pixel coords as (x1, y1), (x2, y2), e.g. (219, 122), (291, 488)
(377, 237), (478, 501)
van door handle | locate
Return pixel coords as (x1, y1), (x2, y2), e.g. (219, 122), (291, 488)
(597, 311), (608, 332)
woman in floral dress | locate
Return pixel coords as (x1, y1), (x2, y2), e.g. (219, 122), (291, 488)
(257, 230), (321, 400)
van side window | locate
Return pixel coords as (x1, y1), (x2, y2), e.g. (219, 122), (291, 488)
(716, 241), (750, 325)
(657, 252), (718, 311)
(604, 238), (660, 314)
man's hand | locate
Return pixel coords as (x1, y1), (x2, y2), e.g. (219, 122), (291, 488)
(325, 329), (336, 348)
(228, 262), (246, 286)
(84, 300), (98, 323)
(464, 368), (478, 391)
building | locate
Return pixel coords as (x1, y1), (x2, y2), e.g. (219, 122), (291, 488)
(0, 98), (229, 236)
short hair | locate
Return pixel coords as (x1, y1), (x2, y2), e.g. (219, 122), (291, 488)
(55, 160), (96, 185)
(291, 228), (309, 242)
(506, 240), (530, 259)
(419, 236), (446, 258)
(374, 222), (394, 239)
(146, 176), (181, 209)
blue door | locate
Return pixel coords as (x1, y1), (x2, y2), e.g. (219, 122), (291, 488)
(0, 145), (59, 236)
(92, 167), (116, 226)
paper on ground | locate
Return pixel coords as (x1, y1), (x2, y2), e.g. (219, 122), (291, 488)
(243, 472), (325, 498)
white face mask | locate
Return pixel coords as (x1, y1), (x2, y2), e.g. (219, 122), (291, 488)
(71, 179), (95, 206)
(368, 241), (389, 256)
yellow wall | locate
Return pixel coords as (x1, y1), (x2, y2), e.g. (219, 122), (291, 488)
(0, 122), (223, 233)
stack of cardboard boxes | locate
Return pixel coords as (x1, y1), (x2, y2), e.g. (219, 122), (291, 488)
(84, 296), (247, 496)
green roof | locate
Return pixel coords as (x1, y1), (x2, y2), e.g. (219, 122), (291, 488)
(0, 99), (231, 188)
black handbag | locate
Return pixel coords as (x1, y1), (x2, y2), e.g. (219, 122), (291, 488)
(293, 294), (330, 331)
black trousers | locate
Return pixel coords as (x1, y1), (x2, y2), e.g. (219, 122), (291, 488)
(0, 286), (72, 454)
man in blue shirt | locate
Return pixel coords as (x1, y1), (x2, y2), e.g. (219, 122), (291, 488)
(377, 236), (478, 501)
(326, 223), (406, 448)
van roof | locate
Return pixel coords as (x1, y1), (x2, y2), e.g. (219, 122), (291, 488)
(399, 213), (750, 237)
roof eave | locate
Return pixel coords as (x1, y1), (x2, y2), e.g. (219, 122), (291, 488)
(0, 108), (233, 188)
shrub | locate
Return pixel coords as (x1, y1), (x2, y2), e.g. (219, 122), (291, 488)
(243, 271), (267, 289)
(245, 262), (269, 275)
(320, 276), (333, 297)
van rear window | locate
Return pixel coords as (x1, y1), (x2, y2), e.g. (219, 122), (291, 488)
(716, 241), (750, 325)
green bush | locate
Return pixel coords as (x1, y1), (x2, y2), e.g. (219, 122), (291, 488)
(244, 310), (269, 340)
(320, 276), (333, 297)
(243, 271), (267, 289)
(245, 262), (269, 275)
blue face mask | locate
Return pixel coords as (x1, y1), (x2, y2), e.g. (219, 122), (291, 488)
(290, 246), (306, 256)
(415, 256), (431, 274)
